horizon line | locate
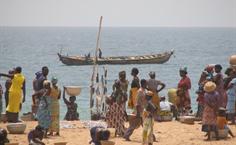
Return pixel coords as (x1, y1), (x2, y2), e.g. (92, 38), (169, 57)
(0, 25), (236, 28)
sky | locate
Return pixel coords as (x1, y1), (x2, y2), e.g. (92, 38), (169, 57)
(0, 0), (235, 27)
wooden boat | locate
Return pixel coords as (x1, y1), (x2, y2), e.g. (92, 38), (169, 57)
(57, 50), (174, 65)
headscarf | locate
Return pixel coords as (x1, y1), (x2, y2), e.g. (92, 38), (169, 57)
(51, 76), (58, 84)
(180, 67), (188, 74)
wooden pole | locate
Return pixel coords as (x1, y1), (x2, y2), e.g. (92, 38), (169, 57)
(95, 16), (103, 63)
(90, 16), (103, 119)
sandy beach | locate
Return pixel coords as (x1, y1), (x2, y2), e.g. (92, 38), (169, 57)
(1, 120), (236, 145)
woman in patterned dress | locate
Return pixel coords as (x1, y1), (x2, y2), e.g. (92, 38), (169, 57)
(48, 77), (61, 136)
(32, 80), (51, 138)
(202, 81), (220, 140)
(106, 80), (127, 136)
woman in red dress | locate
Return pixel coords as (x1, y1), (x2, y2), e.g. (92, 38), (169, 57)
(177, 67), (192, 114)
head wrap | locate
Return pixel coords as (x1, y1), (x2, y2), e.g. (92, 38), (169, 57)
(51, 76), (58, 84)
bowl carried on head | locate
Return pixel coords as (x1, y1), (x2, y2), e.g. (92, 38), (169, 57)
(229, 55), (236, 69)
(64, 86), (82, 96)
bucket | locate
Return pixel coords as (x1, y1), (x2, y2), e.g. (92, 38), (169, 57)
(167, 88), (179, 105)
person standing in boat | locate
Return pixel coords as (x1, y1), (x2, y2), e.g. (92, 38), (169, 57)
(128, 68), (140, 110)
(0, 66), (26, 123)
(146, 71), (165, 121)
(177, 67), (192, 115)
(98, 48), (102, 59)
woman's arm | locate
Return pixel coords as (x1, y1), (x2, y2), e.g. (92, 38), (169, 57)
(157, 82), (166, 93)
(58, 89), (61, 100)
(63, 87), (69, 105)
(22, 80), (26, 103)
(0, 73), (14, 79)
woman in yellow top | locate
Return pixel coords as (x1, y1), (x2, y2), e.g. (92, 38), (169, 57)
(0, 67), (26, 123)
(128, 68), (140, 110)
(48, 77), (61, 136)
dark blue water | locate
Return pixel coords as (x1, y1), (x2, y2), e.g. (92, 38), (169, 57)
(0, 27), (235, 120)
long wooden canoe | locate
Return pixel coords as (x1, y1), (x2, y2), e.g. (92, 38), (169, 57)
(58, 50), (174, 65)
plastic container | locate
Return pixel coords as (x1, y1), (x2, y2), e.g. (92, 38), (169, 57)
(65, 86), (82, 96)
(167, 88), (179, 105)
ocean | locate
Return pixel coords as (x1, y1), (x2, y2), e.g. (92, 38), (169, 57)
(0, 27), (235, 120)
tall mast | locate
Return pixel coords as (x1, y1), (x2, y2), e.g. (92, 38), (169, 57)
(90, 16), (103, 119)
(95, 16), (103, 63)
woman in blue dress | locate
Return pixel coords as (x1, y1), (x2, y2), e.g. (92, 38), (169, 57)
(226, 70), (236, 124)
(32, 80), (51, 138)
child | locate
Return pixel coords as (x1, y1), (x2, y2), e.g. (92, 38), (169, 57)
(28, 125), (45, 145)
(0, 128), (9, 145)
(143, 91), (157, 145)
(89, 126), (110, 145)
(217, 107), (234, 138)
(63, 87), (79, 121)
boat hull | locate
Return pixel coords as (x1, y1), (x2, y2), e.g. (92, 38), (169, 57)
(58, 51), (174, 65)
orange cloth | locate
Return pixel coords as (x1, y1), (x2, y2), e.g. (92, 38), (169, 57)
(217, 116), (227, 129)
(128, 87), (139, 109)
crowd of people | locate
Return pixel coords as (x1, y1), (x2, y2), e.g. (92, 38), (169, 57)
(0, 63), (236, 145)
(0, 66), (80, 144)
